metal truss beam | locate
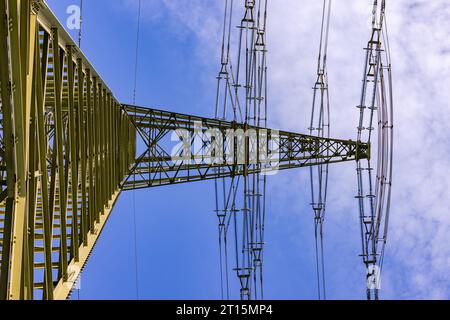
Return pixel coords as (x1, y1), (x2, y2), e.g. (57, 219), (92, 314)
(122, 104), (369, 190)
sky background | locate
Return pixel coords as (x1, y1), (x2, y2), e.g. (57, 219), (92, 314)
(45, 0), (450, 300)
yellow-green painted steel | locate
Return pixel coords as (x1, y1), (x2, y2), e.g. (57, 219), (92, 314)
(0, 0), (136, 300)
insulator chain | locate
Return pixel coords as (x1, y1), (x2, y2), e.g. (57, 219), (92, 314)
(309, 0), (332, 301)
(355, 0), (393, 301)
(213, 0), (268, 300)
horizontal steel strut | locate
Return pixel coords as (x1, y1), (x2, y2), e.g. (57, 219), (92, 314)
(0, 1), (369, 300)
(122, 104), (369, 190)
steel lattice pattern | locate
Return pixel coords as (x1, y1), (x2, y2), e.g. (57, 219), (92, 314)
(0, 0), (135, 299)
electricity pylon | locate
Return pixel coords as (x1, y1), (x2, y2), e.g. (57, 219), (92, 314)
(0, 1), (370, 300)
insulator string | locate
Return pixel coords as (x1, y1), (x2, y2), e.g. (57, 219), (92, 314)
(309, 0), (332, 300)
(355, 0), (392, 300)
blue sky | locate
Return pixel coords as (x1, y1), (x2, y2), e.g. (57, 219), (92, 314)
(46, 0), (450, 300)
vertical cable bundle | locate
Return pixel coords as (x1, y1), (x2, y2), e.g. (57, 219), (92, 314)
(213, 0), (269, 300)
(308, 0), (332, 300)
(355, 0), (393, 301)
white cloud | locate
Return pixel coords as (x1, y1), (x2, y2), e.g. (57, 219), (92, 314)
(121, 0), (450, 299)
